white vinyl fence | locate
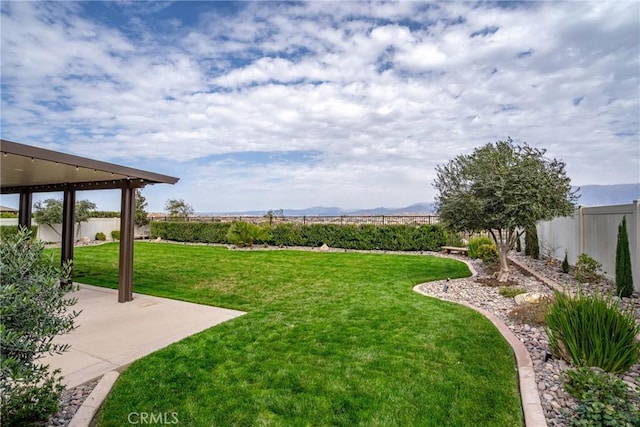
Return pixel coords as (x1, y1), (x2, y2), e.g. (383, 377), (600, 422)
(537, 200), (639, 292)
(0, 218), (148, 243)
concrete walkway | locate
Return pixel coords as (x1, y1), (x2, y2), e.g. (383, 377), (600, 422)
(44, 284), (245, 389)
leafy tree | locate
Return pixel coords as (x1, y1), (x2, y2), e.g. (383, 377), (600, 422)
(616, 216), (634, 297)
(434, 137), (578, 281)
(0, 228), (80, 425)
(33, 198), (97, 238)
(135, 189), (150, 228)
(264, 209), (284, 226)
(74, 199), (97, 237)
(33, 199), (63, 235)
(164, 199), (194, 221)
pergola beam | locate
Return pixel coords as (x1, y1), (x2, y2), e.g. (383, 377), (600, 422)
(1, 139), (179, 303)
(18, 191), (32, 229)
(61, 186), (75, 267)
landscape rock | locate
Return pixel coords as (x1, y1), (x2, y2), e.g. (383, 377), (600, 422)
(514, 292), (545, 305)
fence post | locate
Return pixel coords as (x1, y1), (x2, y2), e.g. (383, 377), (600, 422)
(633, 200), (639, 292)
(578, 206), (584, 256)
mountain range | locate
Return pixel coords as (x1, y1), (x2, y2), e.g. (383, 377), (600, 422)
(206, 183), (639, 216)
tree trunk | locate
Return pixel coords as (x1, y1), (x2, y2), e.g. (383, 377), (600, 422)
(498, 242), (510, 282)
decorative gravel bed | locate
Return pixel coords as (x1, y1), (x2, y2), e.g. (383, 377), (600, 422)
(45, 380), (98, 427)
(417, 252), (640, 427)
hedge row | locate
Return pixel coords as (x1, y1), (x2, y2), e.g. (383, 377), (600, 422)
(0, 225), (39, 241)
(150, 221), (449, 252)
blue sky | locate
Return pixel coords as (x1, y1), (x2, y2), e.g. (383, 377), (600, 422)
(1, 1), (639, 213)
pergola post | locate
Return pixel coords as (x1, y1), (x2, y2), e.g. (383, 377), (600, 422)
(61, 186), (75, 267)
(118, 184), (136, 302)
(18, 191), (32, 229)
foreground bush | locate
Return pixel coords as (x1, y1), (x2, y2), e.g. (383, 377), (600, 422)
(0, 228), (80, 425)
(545, 289), (640, 373)
(564, 367), (639, 426)
(150, 221), (448, 251)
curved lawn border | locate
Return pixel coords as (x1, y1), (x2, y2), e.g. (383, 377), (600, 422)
(413, 257), (546, 427)
(68, 371), (119, 427)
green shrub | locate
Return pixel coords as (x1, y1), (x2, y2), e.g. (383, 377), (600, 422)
(477, 243), (498, 264)
(0, 228), (80, 425)
(564, 367), (639, 426)
(89, 211), (120, 218)
(545, 289), (640, 373)
(0, 225), (38, 242)
(616, 216), (634, 298)
(0, 212), (18, 218)
(575, 253), (603, 284)
(443, 230), (464, 247)
(95, 232), (107, 241)
(226, 221), (270, 247)
(270, 223), (304, 246)
(468, 236), (495, 259)
(111, 230), (120, 241)
(562, 250), (570, 274)
(150, 221), (231, 243)
(499, 287), (527, 298)
(150, 221), (448, 252)
(524, 224), (539, 259)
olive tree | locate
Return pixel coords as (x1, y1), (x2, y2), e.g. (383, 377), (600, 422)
(434, 138), (578, 281)
(33, 198), (97, 238)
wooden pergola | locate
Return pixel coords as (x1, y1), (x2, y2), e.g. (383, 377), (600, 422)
(0, 139), (179, 302)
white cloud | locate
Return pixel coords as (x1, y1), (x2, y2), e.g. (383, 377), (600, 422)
(1, 1), (638, 212)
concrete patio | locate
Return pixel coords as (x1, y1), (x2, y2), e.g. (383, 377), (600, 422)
(43, 284), (245, 389)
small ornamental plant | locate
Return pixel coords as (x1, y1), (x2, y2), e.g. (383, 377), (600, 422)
(564, 367), (639, 426)
(562, 250), (570, 274)
(477, 243), (499, 264)
(575, 253), (602, 284)
(545, 288), (640, 373)
(524, 224), (539, 259)
(468, 236), (495, 259)
(615, 216), (634, 298)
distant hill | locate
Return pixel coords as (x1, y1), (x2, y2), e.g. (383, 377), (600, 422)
(206, 203), (436, 216)
(201, 184), (638, 216)
(575, 183), (639, 206)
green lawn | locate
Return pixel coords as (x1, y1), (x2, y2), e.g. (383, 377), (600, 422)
(66, 242), (522, 426)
